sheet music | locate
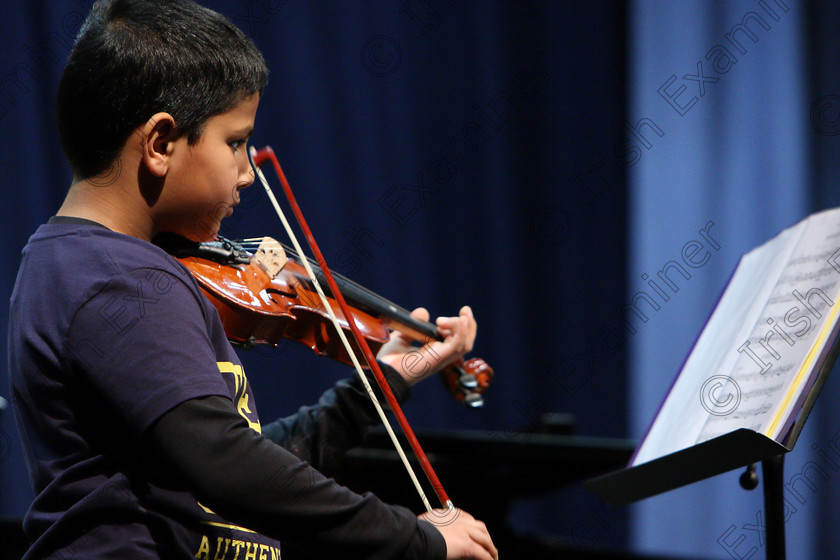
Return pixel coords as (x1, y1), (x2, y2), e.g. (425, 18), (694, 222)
(632, 208), (840, 467)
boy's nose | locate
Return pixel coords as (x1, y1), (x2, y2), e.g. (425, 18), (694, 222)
(239, 161), (255, 189)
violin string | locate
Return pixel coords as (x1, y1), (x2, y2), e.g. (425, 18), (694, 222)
(248, 148), (437, 513)
(235, 239), (390, 306)
(234, 238), (427, 330)
(237, 238), (385, 302)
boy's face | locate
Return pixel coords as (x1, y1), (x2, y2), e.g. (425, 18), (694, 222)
(157, 94), (260, 241)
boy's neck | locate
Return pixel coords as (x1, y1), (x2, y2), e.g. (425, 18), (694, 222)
(57, 178), (155, 241)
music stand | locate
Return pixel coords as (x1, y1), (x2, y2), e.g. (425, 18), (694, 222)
(585, 322), (840, 560)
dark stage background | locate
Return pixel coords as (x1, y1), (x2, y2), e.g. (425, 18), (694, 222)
(8, 1), (840, 559)
(0, 0), (630, 557)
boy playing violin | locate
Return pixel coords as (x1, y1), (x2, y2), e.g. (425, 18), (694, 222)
(7, 1), (497, 559)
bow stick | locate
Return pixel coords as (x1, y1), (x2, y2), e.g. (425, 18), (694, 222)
(248, 146), (452, 513)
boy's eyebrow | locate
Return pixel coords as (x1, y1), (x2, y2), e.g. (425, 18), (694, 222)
(230, 126), (254, 137)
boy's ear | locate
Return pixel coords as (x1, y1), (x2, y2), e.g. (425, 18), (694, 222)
(139, 113), (178, 177)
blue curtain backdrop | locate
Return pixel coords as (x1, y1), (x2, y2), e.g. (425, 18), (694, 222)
(8, 1), (840, 559)
(630, 1), (840, 559)
(0, 0), (631, 555)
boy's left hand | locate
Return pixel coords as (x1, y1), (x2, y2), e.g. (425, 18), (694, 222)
(377, 306), (477, 386)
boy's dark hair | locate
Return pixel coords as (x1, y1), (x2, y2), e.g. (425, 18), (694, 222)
(56, 0), (269, 180)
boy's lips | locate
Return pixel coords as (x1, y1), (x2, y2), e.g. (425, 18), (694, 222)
(228, 188), (242, 215)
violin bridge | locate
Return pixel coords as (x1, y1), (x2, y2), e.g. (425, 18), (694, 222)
(252, 237), (287, 279)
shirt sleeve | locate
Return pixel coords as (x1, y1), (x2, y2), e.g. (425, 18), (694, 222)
(261, 361), (411, 474)
(66, 267), (232, 436)
(147, 395), (447, 560)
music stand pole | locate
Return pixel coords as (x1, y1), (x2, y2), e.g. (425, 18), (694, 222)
(762, 453), (786, 560)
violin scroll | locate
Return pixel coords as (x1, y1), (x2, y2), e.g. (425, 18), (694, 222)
(439, 358), (494, 407)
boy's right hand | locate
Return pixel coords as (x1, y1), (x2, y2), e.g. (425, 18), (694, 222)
(419, 508), (498, 560)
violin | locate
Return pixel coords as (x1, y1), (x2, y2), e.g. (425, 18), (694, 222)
(163, 145), (489, 511)
(158, 234), (493, 406)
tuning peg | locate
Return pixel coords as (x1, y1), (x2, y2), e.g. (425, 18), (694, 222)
(458, 374), (479, 389)
(464, 393), (484, 408)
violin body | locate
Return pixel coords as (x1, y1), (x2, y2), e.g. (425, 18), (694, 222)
(182, 254), (390, 365)
(166, 237), (492, 406)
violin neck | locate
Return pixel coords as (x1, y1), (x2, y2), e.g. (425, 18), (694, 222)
(307, 267), (443, 343)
